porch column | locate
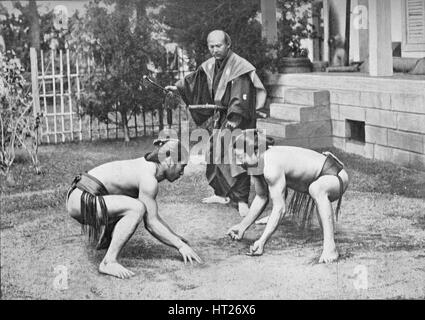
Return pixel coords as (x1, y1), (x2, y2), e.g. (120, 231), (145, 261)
(368, 0), (393, 76)
(312, 1), (322, 61)
(358, 0), (369, 62)
(260, 0), (278, 44)
(323, 0), (330, 62)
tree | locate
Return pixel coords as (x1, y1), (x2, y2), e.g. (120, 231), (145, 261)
(0, 1), (40, 66)
(0, 3), (6, 52)
(156, 0), (272, 80)
(0, 1), (79, 65)
(70, 0), (170, 142)
(0, 1), (55, 67)
(274, 0), (315, 58)
(21, 0), (40, 51)
(0, 4), (33, 68)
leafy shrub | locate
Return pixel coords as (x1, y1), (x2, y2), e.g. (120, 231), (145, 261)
(0, 51), (41, 182)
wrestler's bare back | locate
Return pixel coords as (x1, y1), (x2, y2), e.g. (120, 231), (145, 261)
(264, 146), (326, 192)
(88, 157), (156, 197)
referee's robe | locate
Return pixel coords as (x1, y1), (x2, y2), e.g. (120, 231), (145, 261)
(177, 50), (266, 204)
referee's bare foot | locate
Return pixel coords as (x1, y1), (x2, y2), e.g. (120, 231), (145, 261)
(99, 260), (135, 279)
(201, 195), (230, 204)
(319, 243), (339, 264)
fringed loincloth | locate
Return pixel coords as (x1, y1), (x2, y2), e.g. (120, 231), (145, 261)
(67, 173), (109, 246)
(285, 152), (345, 229)
(286, 190), (317, 229)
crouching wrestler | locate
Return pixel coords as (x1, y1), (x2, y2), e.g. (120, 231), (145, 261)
(66, 139), (203, 279)
(227, 129), (349, 263)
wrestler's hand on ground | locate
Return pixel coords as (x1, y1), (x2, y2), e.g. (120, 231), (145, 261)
(246, 240), (264, 256)
(178, 243), (203, 265)
(227, 224), (246, 241)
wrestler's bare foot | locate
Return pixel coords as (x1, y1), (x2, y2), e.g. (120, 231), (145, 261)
(99, 260), (135, 279)
(255, 215), (269, 225)
(201, 195), (230, 204)
(319, 246), (339, 264)
(238, 202), (249, 217)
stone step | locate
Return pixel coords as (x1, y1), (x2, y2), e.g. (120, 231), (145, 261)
(285, 136), (333, 148)
(257, 117), (295, 138)
(270, 103), (331, 122)
(299, 105), (331, 122)
(285, 120), (332, 138)
(270, 97), (285, 104)
(266, 73), (425, 95)
(258, 117), (332, 140)
(268, 86), (297, 100)
(284, 87), (330, 106)
(268, 86), (330, 106)
(270, 103), (304, 121)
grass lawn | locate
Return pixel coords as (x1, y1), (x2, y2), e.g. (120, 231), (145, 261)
(1, 137), (425, 299)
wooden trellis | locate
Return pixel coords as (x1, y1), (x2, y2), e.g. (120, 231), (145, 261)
(30, 48), (189, 144)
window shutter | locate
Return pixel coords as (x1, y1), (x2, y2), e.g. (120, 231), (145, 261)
(406, 0), (425, 45)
